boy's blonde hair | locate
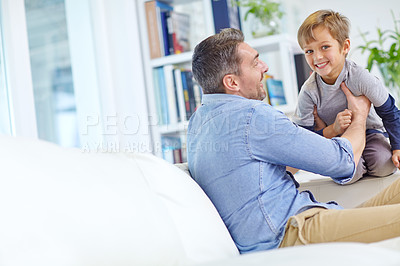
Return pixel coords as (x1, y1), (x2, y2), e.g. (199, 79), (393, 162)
(297, 9), (350, 49)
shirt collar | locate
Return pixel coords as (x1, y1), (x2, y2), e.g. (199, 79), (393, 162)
(202, 93), (247, 105)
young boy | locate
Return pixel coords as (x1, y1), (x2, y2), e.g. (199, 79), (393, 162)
(293, 9), (400, 184)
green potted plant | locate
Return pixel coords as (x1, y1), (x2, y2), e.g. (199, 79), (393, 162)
(358, 11), (400, 103)
(233, 0), (284, 38)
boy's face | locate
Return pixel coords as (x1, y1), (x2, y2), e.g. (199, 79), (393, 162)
(303, 25), (350, 85)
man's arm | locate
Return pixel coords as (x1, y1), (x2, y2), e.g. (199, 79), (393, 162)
(249, 83), (370, 182)
(340, 82), (371, 167)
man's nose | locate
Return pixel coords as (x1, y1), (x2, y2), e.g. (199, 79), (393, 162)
(261, 60), (269, 73)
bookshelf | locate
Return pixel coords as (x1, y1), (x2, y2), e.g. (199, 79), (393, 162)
(137, 0), (303, 162)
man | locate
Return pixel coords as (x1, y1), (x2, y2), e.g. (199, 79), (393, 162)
(187, 28), (400, 254)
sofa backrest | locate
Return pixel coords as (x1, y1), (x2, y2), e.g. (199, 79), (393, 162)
(0, 136), (238, 265)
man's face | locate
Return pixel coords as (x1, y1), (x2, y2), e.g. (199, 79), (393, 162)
(236, 42), (269, 101)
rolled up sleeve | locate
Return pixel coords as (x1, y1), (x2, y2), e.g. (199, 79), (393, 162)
(247, 104), (356, 183)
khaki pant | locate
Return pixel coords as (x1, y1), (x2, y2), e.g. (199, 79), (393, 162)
(279, 177), (400, 247)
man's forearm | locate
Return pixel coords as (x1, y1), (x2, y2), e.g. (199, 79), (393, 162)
(339, 82), (370, 168)
(341, 117), (366, 167)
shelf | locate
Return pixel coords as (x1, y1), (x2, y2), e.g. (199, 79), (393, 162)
(159, 121), (189, 134)
(150, 51), (193, 68)
(160, 0), (202, 5)
(150, 34), (301, 68)
(247, 34), (301, 54)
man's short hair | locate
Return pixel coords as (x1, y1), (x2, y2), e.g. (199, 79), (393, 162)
(297, 9), (350, 50)
(192, 28), (244, 94)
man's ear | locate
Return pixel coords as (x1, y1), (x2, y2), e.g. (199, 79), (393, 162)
(223, 74), (240, 94)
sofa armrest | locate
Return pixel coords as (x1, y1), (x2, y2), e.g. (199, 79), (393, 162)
(175, 162), (191, 177)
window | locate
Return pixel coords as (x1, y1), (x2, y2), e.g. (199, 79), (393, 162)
(1, 0), (150, 152)
(0, 1), (11, 135)
(24, 0), (79, 147)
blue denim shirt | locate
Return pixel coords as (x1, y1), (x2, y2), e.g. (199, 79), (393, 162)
(187, 94), (356, 253)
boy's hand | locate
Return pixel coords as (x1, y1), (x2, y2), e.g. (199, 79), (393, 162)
(333, 109), (352, 135)
(392, 150), (400, 170)
(313, 105), (326, 131)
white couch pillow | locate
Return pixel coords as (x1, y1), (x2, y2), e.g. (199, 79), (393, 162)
(0, 136), (185, 265)
(128, 153), (239, 264)
(0, 136), (238, 265)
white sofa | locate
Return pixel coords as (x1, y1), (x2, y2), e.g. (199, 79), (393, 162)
(1, 135), (400, 266)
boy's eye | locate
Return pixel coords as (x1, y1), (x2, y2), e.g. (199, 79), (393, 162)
(322, 45), (330, 50)
(305, 49), (313, 54)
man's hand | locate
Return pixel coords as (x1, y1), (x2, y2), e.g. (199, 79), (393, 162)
(341, 82), (371, 119)
(333, 109), (352, 135)
(392, 150), (400, 169)
(313, 105), (326, 131)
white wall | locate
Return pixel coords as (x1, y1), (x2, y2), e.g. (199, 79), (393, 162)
(280, 0), (400, 78)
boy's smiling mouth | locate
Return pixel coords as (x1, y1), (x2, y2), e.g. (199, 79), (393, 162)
(316, 61), (329, 69)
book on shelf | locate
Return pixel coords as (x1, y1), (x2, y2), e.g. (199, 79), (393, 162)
(163, 64), (179, 125)
(170, 11), (191, 54)
(152, 68), (164, 125)
(144, 0), (173, 59)
(173, 68), (187, 123)
(161, 10), (174, 56)
(144, 1), (191, 58)
(193, 80), (202, 110)
(262, 74), (273, 105)
(165, 11), (175, 56)
(266, 78), (287, 106)
(161, 136), (184, 164)
(211, 0), (241, 33)
(153, 66), (203, 125)
(156, 67), (170, 124)
(294, 53), (313, 93)
(181, 70), (196, 119)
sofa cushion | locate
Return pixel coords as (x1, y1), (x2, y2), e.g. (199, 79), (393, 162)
(195, 241), (400, 266)
(125, 153), (239, 264)
(0, 136), (238, 265)
(296, 170), (400, 208)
